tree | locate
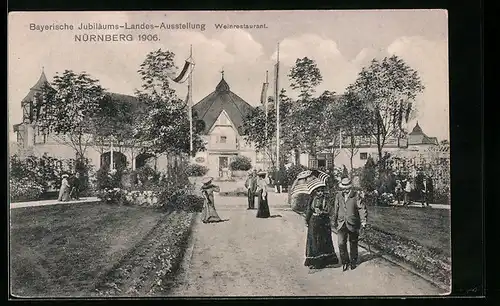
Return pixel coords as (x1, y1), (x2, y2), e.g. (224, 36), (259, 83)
(342, 165), (349, 179)
(347, 56), (425, 169)
(242, 105), (276, 168)
(134, 49), (205, 158)
(286, 58), (324, 164)
(35, 70), (106, 166)
(243, 89), (294, 169)
(319, 91), (343, 169)
(361, 156), (377, 191)
(92, 93), (136, 155)
(337, 92), (372, 173)
(288, 57), (323, 100)
(294, 94), (329, 159)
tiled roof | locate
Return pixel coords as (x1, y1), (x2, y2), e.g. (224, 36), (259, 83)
(22, 71), (50, 104)
(407, 122), (438, 145)
(192, 77), (254, 135)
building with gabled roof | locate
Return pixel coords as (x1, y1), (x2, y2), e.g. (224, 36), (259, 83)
(11, 70), (165, 172)
(407, 121), (439, 147)
(191, 73), (263, 178)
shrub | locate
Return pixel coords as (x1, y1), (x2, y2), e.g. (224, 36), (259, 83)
(164, 194), (204, 212)
(285, 164), (308, 187)
(361, 156), (377, 191)
(134, 165), (160, 187)
(229, 155), (252, 171)
(378, 192), (394, 206)
(185, 164), (209, 177)
(96, 187), (127, 205)
(10, 177), (45, 202)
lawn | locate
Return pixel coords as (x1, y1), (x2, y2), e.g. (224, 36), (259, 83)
(366, 206), (451, 257)
(10, 203), (167, 297)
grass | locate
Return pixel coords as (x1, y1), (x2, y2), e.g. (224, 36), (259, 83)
(10, 203), (167, 297)
(366, 205), (451, 257)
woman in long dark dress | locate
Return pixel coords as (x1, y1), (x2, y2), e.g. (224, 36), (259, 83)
(304, 186), (339, 269)
(256, 171), (271, 218)
(200, 177), (222, 223)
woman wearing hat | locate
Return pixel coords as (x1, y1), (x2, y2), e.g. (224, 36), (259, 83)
(200, 177), (222, 223)
(256, 171), (270, 218)
(304, 185), (339, 269)
(58, 174), (71, 202)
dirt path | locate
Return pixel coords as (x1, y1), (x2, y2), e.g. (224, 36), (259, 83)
(170, 194), (444, 296)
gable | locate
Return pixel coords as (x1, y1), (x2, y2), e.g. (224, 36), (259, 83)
(193, 90), (254, 135)
(214, 110), (233, 127)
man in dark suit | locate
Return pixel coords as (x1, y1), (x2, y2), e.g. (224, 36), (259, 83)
(332, 177), (368, 271)
(245, 170), (258, 209)
(420, 174), (434, 207)
(69, 172), (81, 200)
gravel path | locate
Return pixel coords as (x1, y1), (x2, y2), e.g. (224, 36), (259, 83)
(170, 194), (444, 296)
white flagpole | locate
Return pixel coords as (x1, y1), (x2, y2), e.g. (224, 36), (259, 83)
(188, 45), (194, 157)
(110, 138), (114, 170)
(275, 43), (280, 179)
(339, 128), (342, 150)
(264, 70), (269, 170)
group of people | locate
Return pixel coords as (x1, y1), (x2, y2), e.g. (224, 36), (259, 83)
(199, 168), (368, 272)
(199, 169), (271, 223)
(302, 171), (368, 271)
(394, 174), (434, 207)
(244, 169), (271, 218)
(58, 172), (81, 202)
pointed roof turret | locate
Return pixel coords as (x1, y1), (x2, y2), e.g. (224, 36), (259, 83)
(193, 73), (254, 135)
(30, 69), (48, 91)
(408, 121), (438, 146)
(22, 69), (51, 104)
(215, 72), (230, 93)
(409, 121), (423, 135)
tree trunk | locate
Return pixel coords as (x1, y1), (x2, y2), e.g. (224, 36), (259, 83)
(350, 155), (354, 177)
(294, 148), (300, 165)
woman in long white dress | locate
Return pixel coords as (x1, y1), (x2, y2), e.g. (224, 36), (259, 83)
(58, 174), (71, 201)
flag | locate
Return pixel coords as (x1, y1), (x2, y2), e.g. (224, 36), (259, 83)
(170, 59), (195, 84)
(260, 81), (269, 107)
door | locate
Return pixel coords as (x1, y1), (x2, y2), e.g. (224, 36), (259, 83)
(219, 156), (229, 177)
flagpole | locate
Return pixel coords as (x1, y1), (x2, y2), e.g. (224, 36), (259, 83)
(275, 43), (280, 182)
(264, 70), (269, 170)
(110, 138), (114, 170)
(188, 45), (194, 158)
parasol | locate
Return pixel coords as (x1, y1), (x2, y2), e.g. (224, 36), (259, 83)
(289, 170), (330, 197)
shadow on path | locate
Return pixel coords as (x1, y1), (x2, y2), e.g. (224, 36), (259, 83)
(358, 252), (382, 265)
(202, 219), (230, 224)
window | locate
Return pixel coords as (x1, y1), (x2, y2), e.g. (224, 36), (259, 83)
(16, 132), (23, 144)
(360, 152), (368, 160)
(219, 136), (227, 143)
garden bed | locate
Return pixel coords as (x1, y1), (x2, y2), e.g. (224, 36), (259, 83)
(93, 210), (196, 296)
(10, 203), (166, 297)
(358, 224), (451, 289)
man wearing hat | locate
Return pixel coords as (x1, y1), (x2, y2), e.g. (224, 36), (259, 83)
(245, 169), (258, 210)
(332, 177), (368, 271)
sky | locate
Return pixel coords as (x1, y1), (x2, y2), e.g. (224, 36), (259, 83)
(8, 10), (449, 140)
